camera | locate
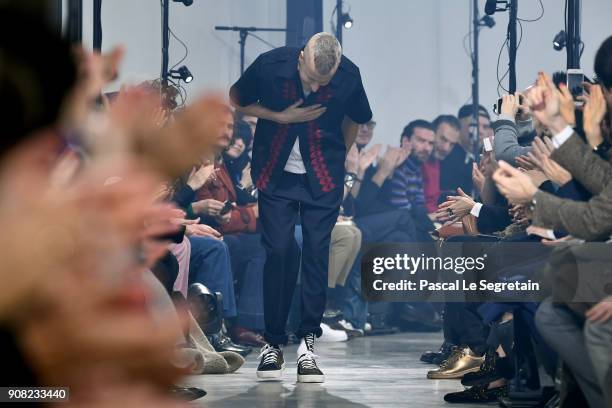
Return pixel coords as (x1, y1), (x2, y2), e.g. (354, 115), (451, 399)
(566, 69), (584, 104)
(494, 95), (524, 115)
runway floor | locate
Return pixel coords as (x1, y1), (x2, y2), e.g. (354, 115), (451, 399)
(184, 332), (483, 407)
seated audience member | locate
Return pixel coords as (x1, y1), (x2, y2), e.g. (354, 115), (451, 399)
(493, 76), (575, 166)
(392, 120), (436, 239)
(0, 4), (237, 403)
(351, 131), (418, 243)
(584, 297), (612, 408)
(169, 160), (249, 354)
(422, 115), (461, 214)
(441, 105), (491, 194)
(223, 119), (255, 203)
(192, 110), (267, 349)
(355, 119), (376, 151)
(491, 37), (612, 406)
(493, 74), (612, 241)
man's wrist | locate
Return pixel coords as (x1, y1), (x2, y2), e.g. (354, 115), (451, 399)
(548, 115), (568, 135)
(186, 180), (201, 191)
(527, 184), (538, 200)
(372, 171), (388, 186)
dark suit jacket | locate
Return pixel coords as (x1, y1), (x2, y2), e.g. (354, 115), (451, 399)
(533, 133), (612, 241)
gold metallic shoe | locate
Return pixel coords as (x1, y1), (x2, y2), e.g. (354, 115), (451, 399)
(426, 347), (484, 379)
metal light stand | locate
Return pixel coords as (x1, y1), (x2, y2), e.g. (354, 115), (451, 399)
(214, 26), (288, 74)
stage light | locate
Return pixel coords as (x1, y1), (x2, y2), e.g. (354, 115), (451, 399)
(172, 0), (193, 6)
(553, 30), (566, 51)
(340, 12), (353, 29)
(480, 15), (495, 28)
(170, 65), (193, 83)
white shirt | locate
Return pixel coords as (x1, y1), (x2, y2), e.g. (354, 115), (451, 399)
(283, 89), (310, 174)
(552, 126), (574, 148)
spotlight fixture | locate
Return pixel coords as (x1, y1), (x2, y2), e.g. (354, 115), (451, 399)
(172, 0), (193, 6)
(340, 12), (353, 29)
(553, 30), (566, 51)
(170, 65), (193, 83)
(479, 15), (495, 29)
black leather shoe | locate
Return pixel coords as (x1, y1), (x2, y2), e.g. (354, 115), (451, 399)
(208, 333), (252, 357)
(444, 384), (507, 403)
(462, 352), (514, 387)
(169, 386), (206, 401)
(421, 341), (455, 364)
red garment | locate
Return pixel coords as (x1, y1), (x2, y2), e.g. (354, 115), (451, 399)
(196, 163), (257, 234)
(421, 159), (441, 214)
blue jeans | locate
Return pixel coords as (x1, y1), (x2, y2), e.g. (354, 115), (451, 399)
(332, 254), (368, 330)
(188, 236), (236, 318)
(224, 233), (266, 331)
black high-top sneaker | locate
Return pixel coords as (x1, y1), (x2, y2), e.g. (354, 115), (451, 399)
(297, 333), (324, 383)
(256, 344), (284, 381)
(444, 384), (508, 403)
(461, 351), (515, 387)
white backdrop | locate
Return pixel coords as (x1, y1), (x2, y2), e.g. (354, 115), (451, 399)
(80, 0), (612, 147)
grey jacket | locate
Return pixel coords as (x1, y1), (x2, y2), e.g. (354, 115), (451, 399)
(492, 115), (533, 165)
(533, 132), (612, 240)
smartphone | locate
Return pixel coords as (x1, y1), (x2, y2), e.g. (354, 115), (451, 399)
(566, 69), (584, 103)
(494, 95), (523, 115)
(483, 137), (494, 152)
(219, 200), (233, 215)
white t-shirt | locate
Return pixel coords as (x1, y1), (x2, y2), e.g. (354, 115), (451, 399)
(283, 89), (310, 174)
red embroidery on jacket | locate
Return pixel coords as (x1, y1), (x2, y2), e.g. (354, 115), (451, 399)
(316, 85), (333, 103)
(307, 121), (336, 192)
(256, 124), (289, 190)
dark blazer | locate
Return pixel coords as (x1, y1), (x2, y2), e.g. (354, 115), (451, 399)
(533, 133), (612, 240)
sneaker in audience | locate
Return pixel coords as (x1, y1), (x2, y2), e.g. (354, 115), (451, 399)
(322, 316), (364, 338)
(318, 322), (348, 342)
(461, 351), (514, 387)
(297, 333), (325, 383)
(420, 341), (455, 364)
(208, 333), (252, 357)
(322, 308), (343, 320)
(169, 386), (207, 401)
(364, 322), (372, 332)
(443, 384), (507, 403)
(256, 344), (284, 381)
(426, 346), (484, 379)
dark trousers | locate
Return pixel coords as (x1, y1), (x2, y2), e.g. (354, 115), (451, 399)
(258, 172), (342, 345)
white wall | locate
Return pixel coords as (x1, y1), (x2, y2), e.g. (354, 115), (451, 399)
(325, 0), (612, 146)
(83, 0), (612, 146)
(82, 0), (286, 97)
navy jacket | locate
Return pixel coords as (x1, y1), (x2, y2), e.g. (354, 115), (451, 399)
(230, 46), (372, 197)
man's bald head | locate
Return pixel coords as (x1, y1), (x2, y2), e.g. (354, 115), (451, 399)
(299, 33), (342, 92)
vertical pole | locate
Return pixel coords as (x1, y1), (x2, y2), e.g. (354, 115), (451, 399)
(66, 0), (82, 44)
(566, 0), (581, 69)
(161, 0), (170, 85)
(239, 30), (247, 75)
(336, 0), (343, 45)
(508, 0), (518, 93)
(471, 0), (480, 168)
(93, 0), (102, 51)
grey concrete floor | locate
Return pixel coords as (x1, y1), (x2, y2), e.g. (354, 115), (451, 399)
(183, 332), (483, 407)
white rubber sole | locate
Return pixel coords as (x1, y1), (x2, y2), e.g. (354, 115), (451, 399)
(256, 364), (285, 381)
(297, 374), (325, 383)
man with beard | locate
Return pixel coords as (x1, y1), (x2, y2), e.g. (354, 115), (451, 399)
(422, 115), (461, 214)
